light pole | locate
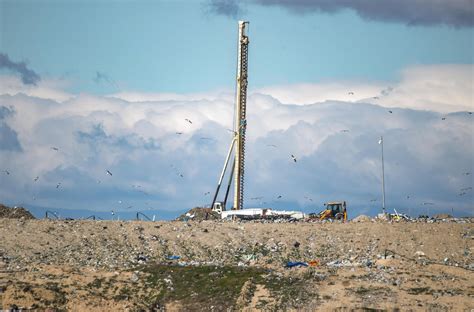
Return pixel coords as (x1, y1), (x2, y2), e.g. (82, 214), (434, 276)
(379, 136), (386, 214)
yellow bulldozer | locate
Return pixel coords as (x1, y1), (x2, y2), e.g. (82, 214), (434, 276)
(317, 201), (347, 222)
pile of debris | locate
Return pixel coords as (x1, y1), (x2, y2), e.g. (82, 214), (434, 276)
(0, 204), (35, 220)
(176, 207), (220, 221)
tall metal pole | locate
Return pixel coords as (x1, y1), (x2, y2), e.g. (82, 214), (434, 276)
(233, 21), (249, 210)
(379, 136), (386, 214)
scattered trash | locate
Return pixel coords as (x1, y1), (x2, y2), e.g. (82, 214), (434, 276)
(286, 261), (308, 268)
(308, 260), (319, 267)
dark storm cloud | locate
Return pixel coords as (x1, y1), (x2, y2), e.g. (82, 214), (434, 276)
(206, 0), (242, 18)
(0, 53), (41, 85)
(208, 0), (474, 27)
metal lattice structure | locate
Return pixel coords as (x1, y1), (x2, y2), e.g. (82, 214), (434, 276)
(211, 21), (250, 212)
(233, 21), (249, 210)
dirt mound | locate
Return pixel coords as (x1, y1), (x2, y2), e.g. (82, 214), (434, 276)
(176, 207), (220, 221)
(352, 214), (371, 222)
(435, 213), (453, 219)
(0, 204), (35, 219)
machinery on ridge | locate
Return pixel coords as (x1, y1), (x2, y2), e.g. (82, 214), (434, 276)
(211, 21), (250, 212)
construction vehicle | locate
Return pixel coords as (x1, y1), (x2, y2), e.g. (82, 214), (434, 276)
(211, 21), (250, 213)
(318, 201), (347, 221)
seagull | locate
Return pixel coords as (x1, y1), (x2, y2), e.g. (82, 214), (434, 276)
(304, 196), (313, 202)
(422, 202), (434, 205)
(179, 174), (184, 178)
(460, 187), (472, 191)
(200, 137), (213, 140)
(56, 182), (61, 189)
(51, 147), (59, 151)
(340, 129), (350, 133)
(388, 110), (393, 114)
(185, 118), (193, 124)
(266, 144), (277, 148)
(291, 154), (297, 163)
(250, 196), (263, 200)
(370, 199), (377, 202)
(406, 195), (410, 199)
(176, 132), (183, 135)
(111, 210), (115, 216)
(464, 172), (471, 175)
(106, 170), (113, 176)
(126, 205), (133, 209)
(277, 195), (282, 199)
(4, 170), (10, 175)
(469, 112), (472, 115)
(348, 92), (354, 95)
(204, 192), (210, 196)
(459, 192), (467, 196)
(373, 96), (379, 100)
(441, 117), (446, 120)
(34, 176), (39, 182)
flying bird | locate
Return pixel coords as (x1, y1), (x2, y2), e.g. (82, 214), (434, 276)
(4, 170), (10, 175)
(441, 117), (446, 120)
(97, 180), (101, 184)
(422, 202), (434, 205)
(106, 170), (113, 176)
(460, 187), (472, 192)
(204, 192), (210, 196)
(370, 199), (377, 202)
(176, 132), (183, 135)
(291, 155), (297, 163)
(373, 96), (379, 100)
(56, 182), (61, 189)
(304, 196), (313, 202)
(469, 112), (472, 115)
(388, 110), (393, 114)
(51, 147), (59, 151)
(185, 118), (193, 124)
(277, 195), (282, 199)
(340, 129), (350, 133)
(250, 196), (263, 200)
(459, 192), (467, 196)
(179, 174), (184, 178)
(348, 92), (354, 95)
(34, 176), (39, 182)
(126, 205), (133, 209)
(266, 144), (278, 148)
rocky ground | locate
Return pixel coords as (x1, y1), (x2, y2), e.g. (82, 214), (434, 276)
(0, 215), (473, 311)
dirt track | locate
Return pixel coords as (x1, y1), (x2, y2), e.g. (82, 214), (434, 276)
(1, 218), (473, 311)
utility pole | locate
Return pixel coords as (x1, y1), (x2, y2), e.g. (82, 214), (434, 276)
(379, 136), (386, 214)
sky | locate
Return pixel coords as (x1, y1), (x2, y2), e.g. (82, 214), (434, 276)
(0, 0), (473, 219)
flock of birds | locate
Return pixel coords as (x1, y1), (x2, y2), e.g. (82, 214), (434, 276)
(2, 95), (473, 217)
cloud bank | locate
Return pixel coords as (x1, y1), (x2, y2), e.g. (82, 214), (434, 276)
(208, 0), (474, 27)
(0, 64), (472, 218)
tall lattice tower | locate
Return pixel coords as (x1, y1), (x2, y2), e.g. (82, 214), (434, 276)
(210, 21), (250, 212)
(233, 21), (249, 210)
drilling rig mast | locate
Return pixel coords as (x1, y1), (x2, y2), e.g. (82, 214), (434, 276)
(211, 21), (249, 212)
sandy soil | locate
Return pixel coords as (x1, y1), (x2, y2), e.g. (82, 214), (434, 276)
(0, 218), (473, 311)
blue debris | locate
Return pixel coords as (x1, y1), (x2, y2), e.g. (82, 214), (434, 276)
(166, 255), (181, 260)
(285, 261), (308, 268)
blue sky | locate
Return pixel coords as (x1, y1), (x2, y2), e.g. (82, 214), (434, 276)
(0, 0), (473, 219)
(1, 0), (472, 94)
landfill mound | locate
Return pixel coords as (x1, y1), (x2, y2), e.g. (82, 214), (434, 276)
(176, 207), (220, 221)
(0, 218), (473, 311)
(0, 204), (35, 219)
